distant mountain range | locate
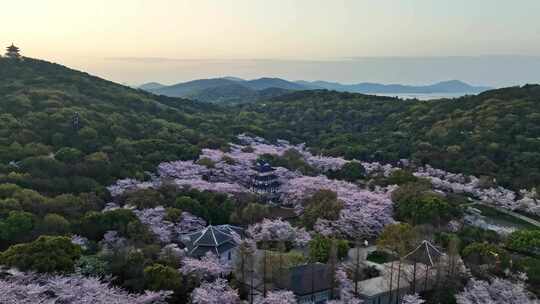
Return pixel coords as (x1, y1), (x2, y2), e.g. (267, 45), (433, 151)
(139, 77), (492, 103)
(297, 79), (492, 94)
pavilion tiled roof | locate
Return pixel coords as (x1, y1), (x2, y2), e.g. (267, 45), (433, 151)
(184, 225), (243, 257)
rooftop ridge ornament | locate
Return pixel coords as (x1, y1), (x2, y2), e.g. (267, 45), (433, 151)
(5, 43), (21, 59)
(403, 240), (444, 266)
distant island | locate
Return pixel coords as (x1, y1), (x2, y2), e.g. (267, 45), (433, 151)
(139, 78), (493, 103)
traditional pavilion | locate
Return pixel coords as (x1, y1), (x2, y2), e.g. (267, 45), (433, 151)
(5, 44), (21, 59)
(357, 240), (444, 304)
(250, 160), (280, 201)
(182, 224), (243, 262)
(403, 240), (444, 293)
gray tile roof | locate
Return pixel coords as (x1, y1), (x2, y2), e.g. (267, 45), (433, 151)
(184, 225), (243, 258)
(277, 263), (333, 296)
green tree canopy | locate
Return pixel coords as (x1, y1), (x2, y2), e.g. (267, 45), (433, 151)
(0, 235), (81, 273)
(506, 229), (540, 256)
(393, 186), (460, 226)
(37, 213), (71, 236)
(377, 222), (417, 256)
(301, 189), (343, 230)
(308, 234), (349, 263)
(0, 210), (35, 243)
(143, 264), (182, 291)
(328, 161), (367, 182)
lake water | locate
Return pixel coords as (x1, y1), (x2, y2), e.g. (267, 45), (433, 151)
(373, 92), (477, 100)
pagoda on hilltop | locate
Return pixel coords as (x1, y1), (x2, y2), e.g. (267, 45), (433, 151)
(5, 44), (21, 59)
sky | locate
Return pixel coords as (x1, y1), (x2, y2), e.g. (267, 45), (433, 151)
(2, 0), (540, 86)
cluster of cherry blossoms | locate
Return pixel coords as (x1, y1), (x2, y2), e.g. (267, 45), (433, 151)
(180, 252), (231, 280)
(455, 278), (538, 304)
(360, 161), (399, 177)
(133, 207), (176, 243)
(107, 178), (161, 197)
(156, 160), (252, 194)
(105, 134), (401, 243)
(254, 290), (298, 304)
(99, 230), (128, 253)
(108, 134), (540, 220)
(106, 134), (381, 198)
(281, 176), (395, 238)
(102, 203), (206, 244)
(402, 294), (426, 304)
(159, 243), (184, 261)
(108, 134), (540, 244)
(415, 165), (540, 215)
(0, 269), (171, 304)
(71, 234), (89, 250)
(247, 218), (311, 247)
(329, 266), (363, 304)
(517, 188), (540, 215)
(237, 134), (396, 175)
(176, 211), (207, 234)
(102, 200), (206, 242)
(190, 278), (240, 304)
(158, 160), (210, 179)
(173, 178), (249, 194)
(237, 134), (291, 156)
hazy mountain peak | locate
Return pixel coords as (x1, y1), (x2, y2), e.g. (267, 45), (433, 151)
(138, 82), (165, 90)
(222, 76), (245, 82)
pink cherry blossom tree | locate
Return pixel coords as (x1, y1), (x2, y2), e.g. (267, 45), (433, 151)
(133, 207), (175, 243)
(71, 234), (89, 251)
(100, 230), (127, 253)
(254, 290), (298, 304)
(176, 211), (206, 234)
(107, 178), (161, 197)
(173, 179), (249, 195)
(115, 205), (205, 244)
(191, 278), (240, 304)
(0, 269), (171, 304)
(180, 252), (230, 280)
(247, 218), (311, 247)
(413, 165), (540, 215)
(281, 176), (394, 238)
(455, 278), (538, 304)
(157, 160), (210, 180)
(402, 294), (425, 304)
(333, 266), (363, 304)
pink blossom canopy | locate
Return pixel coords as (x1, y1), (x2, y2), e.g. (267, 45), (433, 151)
(191, 278), (240, 304)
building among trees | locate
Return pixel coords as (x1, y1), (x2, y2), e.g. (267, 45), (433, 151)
(182, 224), (243, 262)
(245, 262), (334, 304)
(5, 44), (21, 59)
(276, 263), (334, 304)
(250, 160), (281, 203)
(357, 240), (444, 304)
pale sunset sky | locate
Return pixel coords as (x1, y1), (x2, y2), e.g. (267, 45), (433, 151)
(2, 0), (540, 86)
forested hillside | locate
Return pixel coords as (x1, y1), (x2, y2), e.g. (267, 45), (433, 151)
(0, 58), (234, 195)
(1, 57), (540, 194)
